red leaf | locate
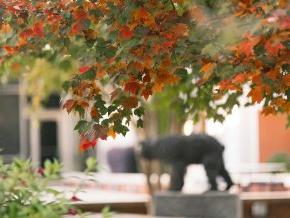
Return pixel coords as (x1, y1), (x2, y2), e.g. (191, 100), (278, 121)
(141, 88), (152, 100)
(124, 81), (140, 94)
(120, 26), (134, 40)
(73, 9), (87, 20)
(142, 72), (151, 83)
(232, 73), (247, 84)
(79, 66), (90, 74)
(218, 80), (237, 90)
(94, 125), (108, 140)
(3, 46), (16, 55)
(236, 37), (260, 57)
(264, 40), (284, 56)
(71, 22), (82, 35)
(33, 22), (44, 38)
(237, 41), (255, 56)
(70, 195), (81, 201)
(79, 138), (97, 151)
(37, 167), (44, 177)
(163, 41), (175, 48)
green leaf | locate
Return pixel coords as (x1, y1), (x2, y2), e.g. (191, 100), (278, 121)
(74, 120), (90, 133)
(114, 123), (129, 136)
(59, 59), (72, 71)
(134, 107), (144, 117)
(80, 69), (96, 80)
(103, 47), (117, 58)
(175, 68), (188, 81)
(74, 105), (85, 118)
(62, 81), (70, 92)
(137, 119), (143, 128)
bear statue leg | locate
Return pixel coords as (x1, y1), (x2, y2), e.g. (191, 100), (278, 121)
(203, 154), (219, 191)
(170, 161), (186, 191)
(219, 159), (234, 190)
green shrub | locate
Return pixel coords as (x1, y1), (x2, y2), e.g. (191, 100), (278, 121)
(0, 159), (73, 218)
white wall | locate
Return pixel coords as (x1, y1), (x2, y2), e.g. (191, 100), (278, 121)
(206, 105), (260, 166)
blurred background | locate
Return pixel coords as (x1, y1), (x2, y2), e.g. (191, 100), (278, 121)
(0, 79), (290, 217)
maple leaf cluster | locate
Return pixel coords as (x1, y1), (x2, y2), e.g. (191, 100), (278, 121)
(0, 0), (289, 150)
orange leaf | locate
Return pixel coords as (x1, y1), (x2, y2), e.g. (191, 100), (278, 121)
(108, 127), (116, 139)
(283, 74), (290, 86)
(266, 69), (279, 80)
(90, 106), (100, 119)
(201, 63), (216, 74)
(1, 24), (12, 33)
(161, 58), (171, 69)
(251, 71), (262, 85)
(171, 23), (189, 37)
(248, 86), (264, 103)
(232, 73), (247, 84)
(262, 106), (275, 115)
(141, 88), (152, 100)
(96, 69), (106, 79)
(133, 7), (156, 28)
(78, 100), (89, 108)
(200, 63), (216, 81)
(152, 82), (163, 92)
(63, 99), (76, 113)
(143, 55), (153, 68)
(122, 96), (138, 109)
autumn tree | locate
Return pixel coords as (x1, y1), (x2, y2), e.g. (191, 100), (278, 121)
(0, 0), (289, 150)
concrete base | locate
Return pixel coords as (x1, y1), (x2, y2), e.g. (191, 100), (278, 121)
(153, 192), (242, 218)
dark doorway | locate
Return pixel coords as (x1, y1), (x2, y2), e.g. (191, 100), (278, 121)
(0, 95), (20, 155)
(40, 121), (59, 165)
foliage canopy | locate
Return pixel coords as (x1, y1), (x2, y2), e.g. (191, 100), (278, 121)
(0, 0), (289, 149)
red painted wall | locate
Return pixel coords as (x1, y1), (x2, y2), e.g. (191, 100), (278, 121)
(259, 114), (290, 162)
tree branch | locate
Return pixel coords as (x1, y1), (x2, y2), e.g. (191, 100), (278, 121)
(169, 0), (176, 12)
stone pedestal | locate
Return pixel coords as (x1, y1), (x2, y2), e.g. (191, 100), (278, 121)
(153, 192), (242, 218)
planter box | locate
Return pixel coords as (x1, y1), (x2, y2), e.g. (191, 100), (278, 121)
(153, 192), (242, 218)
